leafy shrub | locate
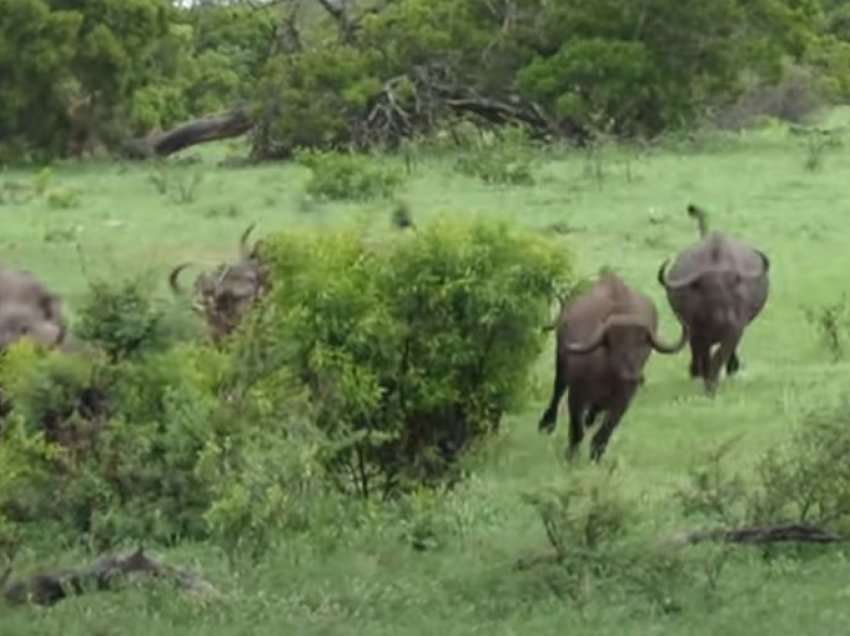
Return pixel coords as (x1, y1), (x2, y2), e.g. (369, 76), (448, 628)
(521, 471), (726, 612)
(710, 65), (825, 131)
(46, 187), (82, 210)
(454, 126), (537, 186)
(198, 409), (328, 562)
(296, 149), (405, 201)
(794, 126), (844, 172)
(247, 218), (574, 496)
(749, 413), (850, 530)
(804, 294), (850, 360)
(678, 402), (850, 535)
(0, 327), (332, 553)
(74, 275), (168, 361)
(0, 342), (223, 547)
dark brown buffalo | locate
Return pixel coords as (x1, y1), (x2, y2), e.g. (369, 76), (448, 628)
(539, 272), (687, 461)
(169, 224), (269, 342)
(0, 268), (66, 350)
(657, 204), (770, 394)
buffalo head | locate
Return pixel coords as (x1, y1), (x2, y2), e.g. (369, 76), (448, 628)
(0, 302), (65, 350)
(566, 314), (688, 383)
(169, 223), (269, 341)
(657, 252), (770, 332)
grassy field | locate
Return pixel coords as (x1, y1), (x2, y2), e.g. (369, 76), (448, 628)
(3, 110), (850, 634)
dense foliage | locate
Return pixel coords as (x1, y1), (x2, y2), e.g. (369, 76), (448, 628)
(4, 0), (850, 160)
(0, 219), (571, 551)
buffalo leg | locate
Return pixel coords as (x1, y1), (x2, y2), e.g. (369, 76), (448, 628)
(589, 395), (632, 463)
(539, 357), (567, 434)
(705, 332), (742, 395)
(689, 336), (710, 379)
(585, 403), (601, 428)
(726, 349), (740, 376)
(565, 390), (587, 461)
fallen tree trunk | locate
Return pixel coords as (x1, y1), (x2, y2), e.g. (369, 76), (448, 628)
(668, 523), (845, 547)
(2, 547), (219, 607)
(121, 108), (254, 160)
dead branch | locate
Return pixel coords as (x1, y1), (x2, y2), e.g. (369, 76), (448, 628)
(121, 108), (254, 160)
(667, 523), (845, 547)
(3, 547), (219, 607)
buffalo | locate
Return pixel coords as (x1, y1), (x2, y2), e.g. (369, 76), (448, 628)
(539, 271), (688, 461)
(0, 267), (66, 351)
(169, 223), (269, 342)
(657, 204), (770, 394)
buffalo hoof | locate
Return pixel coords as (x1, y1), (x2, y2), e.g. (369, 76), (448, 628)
(538, 414), (556, 434)
(589, 443), (606, 463)
(726, 354), (741, 376)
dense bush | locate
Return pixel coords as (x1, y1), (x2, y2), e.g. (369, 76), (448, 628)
(522, 470), (731, 612)
(0, 220), (573, 555)
(249, 219), (574, 497)
(74, 275), (169, 361)
(296, 149), (406, 201)
(252, 0), (824, 155)
(454, 127), (537, 186)
(677, 399), (850, 534)
(2, 0), (844, 159)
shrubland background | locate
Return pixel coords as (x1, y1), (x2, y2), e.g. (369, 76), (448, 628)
(5, 1), (850, 634)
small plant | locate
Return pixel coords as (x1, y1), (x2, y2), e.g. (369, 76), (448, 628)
(204, 204), (242, 219)
(46, 187), (82, 210)
(0, 181), (35, 206)
(520, 471), (713, 612)
(171, 171), (204, 204)
(296, 149), (405, 201)
(147, 164), (170, 195)
(43, 225), (79, 243)
(74, 275), (168, 361)
(31, 167), (53, 196)
(454, 125), (537, 186)
(199, 411), (329, 563)
(749, 412), (850, 529)
(794, 126), (844, 172)
(804, 295), (850, 361)
(675, 435), (749, 525)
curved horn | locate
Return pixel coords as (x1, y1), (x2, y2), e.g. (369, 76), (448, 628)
(647, 320), (688, 354)
(740, 249), (770, 279)
(657, 259), (670, 288)
(565, 315), (649, 355)
(169, 263), (192, 295)
(239, 223), (257, 259)
(657, 257), (704, 290)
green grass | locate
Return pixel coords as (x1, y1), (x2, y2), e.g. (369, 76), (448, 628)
(4, 112), (850, 633)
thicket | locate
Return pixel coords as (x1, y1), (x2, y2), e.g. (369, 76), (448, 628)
(5, 1), (850, 161)
(0, 219), (572, 556)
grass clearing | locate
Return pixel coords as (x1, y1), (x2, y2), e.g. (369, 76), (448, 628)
(3, 112), (850, 633)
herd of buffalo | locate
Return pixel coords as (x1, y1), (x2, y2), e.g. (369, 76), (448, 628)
(0, 204), (769, 462)
(538, 204), (770, 461)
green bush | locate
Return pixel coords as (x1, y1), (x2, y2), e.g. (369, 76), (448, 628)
(198, 408), (328, 562)
(677, 401), (850, 535)
(453, 127), (537, 186)
(296, 149), (405, 201)
(74, 275), (169, 361)
(246, 218), (574, 496)
(521, 471), (728, 612)
(0, 330), (330, 553)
